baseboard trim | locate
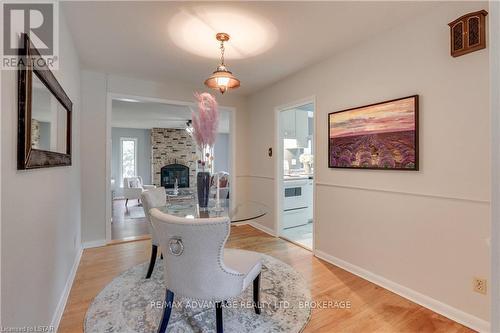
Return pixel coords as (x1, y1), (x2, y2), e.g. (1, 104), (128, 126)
(249, 222), (277, 237)
(314, 250), (490, 333)
(51, 245), (83, 330)
(82, 239), (107, 249)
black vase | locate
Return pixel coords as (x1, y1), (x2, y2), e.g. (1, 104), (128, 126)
(197, 171), (211, 208)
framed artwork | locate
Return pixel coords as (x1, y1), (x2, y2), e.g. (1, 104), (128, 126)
(328, 95), (418, 170)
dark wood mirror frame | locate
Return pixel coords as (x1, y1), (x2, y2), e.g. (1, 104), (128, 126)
(18, 33), (72, 169)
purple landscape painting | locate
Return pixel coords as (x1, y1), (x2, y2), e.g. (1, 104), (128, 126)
(329, 96), (418, 170)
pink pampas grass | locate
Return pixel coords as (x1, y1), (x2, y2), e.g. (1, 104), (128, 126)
(192, 92), (219, 151)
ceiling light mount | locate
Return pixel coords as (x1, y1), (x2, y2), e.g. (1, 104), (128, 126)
(204, 32), (240, 94)
(216, 32), (230, 42)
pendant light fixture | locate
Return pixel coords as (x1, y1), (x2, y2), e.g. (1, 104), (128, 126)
(204, 33), (240, 94)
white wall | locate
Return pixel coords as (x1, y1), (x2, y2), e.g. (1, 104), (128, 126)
(246, 2), (490, 329)
(214, 133), (230, 173)
(1, 11), (81, 326)
(80, 73), (248, 243)
(80, 71), (107, 244)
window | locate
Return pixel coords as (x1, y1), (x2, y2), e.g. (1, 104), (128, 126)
(120, 138), (137, 183)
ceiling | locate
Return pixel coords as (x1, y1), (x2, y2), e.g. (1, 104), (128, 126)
(111, 99), (231, 133)
(63, 1), (437, 96)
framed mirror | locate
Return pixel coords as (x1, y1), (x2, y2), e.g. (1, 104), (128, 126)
(18, 33), (72, 169)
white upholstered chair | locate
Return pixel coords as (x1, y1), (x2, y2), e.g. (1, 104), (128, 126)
(150, 209), (262, 333)
(123, 176), (155, 206)
(141, 188), (167, 279)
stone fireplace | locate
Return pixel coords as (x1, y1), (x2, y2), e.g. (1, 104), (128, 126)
(151, 128), (197, 188)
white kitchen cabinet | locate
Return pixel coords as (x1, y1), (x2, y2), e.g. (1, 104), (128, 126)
(281, 109), (309, 148)
(295, 110), (309, 148)
(281, 109), (296, 139)
(283, 208), (309, 228)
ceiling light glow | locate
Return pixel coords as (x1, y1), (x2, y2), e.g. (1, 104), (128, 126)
(168, 7), (278, 59)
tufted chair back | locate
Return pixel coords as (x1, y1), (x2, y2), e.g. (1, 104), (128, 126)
(141, 188), (166, 246)
(150, 209), (245, 301)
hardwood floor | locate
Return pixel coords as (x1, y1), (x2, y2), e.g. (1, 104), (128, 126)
(59, 225), (473, 333)
(111, 199), (150, 240)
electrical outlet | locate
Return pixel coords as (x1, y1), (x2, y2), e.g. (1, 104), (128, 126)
(473, 277), (487, 294)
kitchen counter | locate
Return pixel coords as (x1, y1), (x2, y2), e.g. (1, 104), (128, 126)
(284, 174), (313, 181)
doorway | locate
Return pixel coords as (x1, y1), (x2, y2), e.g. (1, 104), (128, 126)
(276, 99), (315, 250)
(106, 94), (236, 243)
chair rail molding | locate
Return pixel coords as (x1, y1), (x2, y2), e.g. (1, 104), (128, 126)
(315, 182), (489, 204)
(237, 174), (275, 180)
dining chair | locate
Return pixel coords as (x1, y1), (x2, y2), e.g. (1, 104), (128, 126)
(141, 188), (167, 279)
(150, 209), (262, 333)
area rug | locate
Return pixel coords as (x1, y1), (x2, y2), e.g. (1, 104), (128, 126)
(85, 249), (311, 333)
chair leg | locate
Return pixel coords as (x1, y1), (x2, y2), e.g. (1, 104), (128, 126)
(215, 302), (223, 333)
(157, 289), (174, 333)
(160, 253), (163, 260)
(146, 245), (158, 279)
(125, 198), (129, 207)
(253, 273), (261, 314)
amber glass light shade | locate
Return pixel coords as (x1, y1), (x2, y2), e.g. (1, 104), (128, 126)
(204, 65), (240, 94)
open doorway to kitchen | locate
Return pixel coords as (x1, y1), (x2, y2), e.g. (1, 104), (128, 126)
(277, 99), (315, 250)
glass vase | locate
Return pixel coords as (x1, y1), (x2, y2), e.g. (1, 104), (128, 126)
(197, 171), (211, 208)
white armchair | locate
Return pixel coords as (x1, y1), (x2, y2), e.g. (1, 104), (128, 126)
(150, 209), (262, 333)
(210, 171), (230, 200)
(141, 188), (167, 279)
(123, 176), (155, 206)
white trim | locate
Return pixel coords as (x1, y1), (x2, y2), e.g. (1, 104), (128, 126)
(274, 96), (317, 252)
(314, 250), (490, 333)
(249, 221), (277, 237)
(82, 239), (107, 249)
(50, 246), (83, 330)
(237, 174), (275, 180)
(227, 107), (237, 213)
(105, 87), (112, 242)
(316, 182), (490, 204)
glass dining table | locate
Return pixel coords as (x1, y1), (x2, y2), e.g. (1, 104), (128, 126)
(158, 189), (268, 223)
